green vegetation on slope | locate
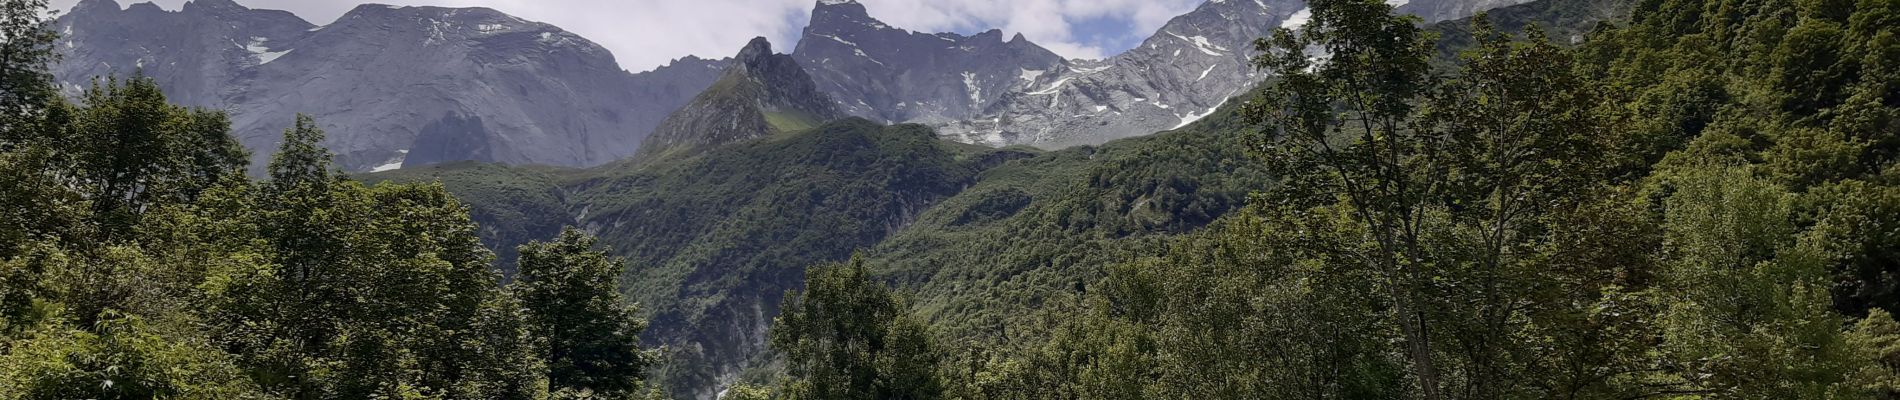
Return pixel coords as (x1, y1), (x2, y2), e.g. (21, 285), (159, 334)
(861, 88), (1273, 345)
(0, 76), (659, 399)
(373, 118), (1035, 398)
(290, 0), (1900, 397)
(753, 0), (1900, 398)
(361, 162), (575, 274)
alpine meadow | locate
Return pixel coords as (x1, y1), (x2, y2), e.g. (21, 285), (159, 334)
(2, 0), (1898, 398)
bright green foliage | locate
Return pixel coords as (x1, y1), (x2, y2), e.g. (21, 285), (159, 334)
(63, 77), (246, 242)
(362, 162), (573, 273)
(1849, 310), (1900, 396)
(0, 312), (266, 399)
(771, 256), (942, 400)
(60, 78), (233, 237)
(721, 384), (775, 400)
(1652, 164), (1871, 398)
(517, 228), (654, 399)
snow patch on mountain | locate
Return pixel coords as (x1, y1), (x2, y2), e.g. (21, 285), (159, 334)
(815, 33), (856, 47)
(1019, 68), (1045, 84)
(1028, 77), (1071, 95)
(1164, 31), (1228, 56)
(962, 71), (982, 104)
(241, 37), (291, 64)
(371, 150), (409, 172)
(1282, 8), (1312, 29)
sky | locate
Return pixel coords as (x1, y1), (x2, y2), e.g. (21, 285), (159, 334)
(48, 0), (1208, 72)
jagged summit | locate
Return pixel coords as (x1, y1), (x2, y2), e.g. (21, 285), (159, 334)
(735, 36), (774, 64)
(792, 0), (1067, 124)
(181, 0), (245, 11)
(637, 37), (844, 160)
(814, 0), (865, 11)
(807, 0), (888, 32)
(71, 0), (120, 12)
(337, 3), (522, 24)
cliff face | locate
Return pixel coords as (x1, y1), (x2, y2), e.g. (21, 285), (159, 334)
(791, 0), (1070, 125)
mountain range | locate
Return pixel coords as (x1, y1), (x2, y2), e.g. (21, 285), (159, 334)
(56, 0), (728, 172)
(52, 0), (1602, 397)
(55, 0), (1527, 173)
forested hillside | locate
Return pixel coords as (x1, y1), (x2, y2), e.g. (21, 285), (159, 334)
(754, 0), (1900, 396)
(371, 117), (1029, 397)
(0, 0), (668, 397)
(4, 0), (1898, 397)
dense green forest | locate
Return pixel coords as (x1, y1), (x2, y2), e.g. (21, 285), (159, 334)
(3, 0), (1898, 397)
(0, 0), (659, 397)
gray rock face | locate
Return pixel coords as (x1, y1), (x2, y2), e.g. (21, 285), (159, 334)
(794, 0), (1534, 149)
(791, 0), (1069, 125)
(935, 0), (1300, 148)
(638, 37), (845, 160)
(55, 0), (729, 172)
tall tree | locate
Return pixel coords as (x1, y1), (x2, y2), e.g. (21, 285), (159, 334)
(0, 0), (56, 145)
(1246, 0), (1445, 394)
(64, 78), (246, 241)
(1653, 163), (1876, 397)
(516, 228), (653, 399)
(771, 256), (943, 400)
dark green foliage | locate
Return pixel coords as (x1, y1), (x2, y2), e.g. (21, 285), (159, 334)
(0, 0), (56, 141)
(64, 77), (247, 241)
(363, 162), (573, 275)
(517, 229), (654, 399)
(947, 0), (1900, 397)
(266, 0), (1900, 398)
(375, 119), (1006, 397)
(1427, 0), (1635, 63)
(771, 256), (942, 400)
(0, 1), (656, 395)
(863, 95), (1273, 345)
(190, 116), (549, 399)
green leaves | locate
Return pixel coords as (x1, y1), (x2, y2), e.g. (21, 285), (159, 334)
(771, 256), (943, 400)
(517, 228), (653, 399)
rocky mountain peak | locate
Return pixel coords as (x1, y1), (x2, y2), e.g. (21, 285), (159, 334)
(56, 0), (728, 173)
(791, 0), (1067, 125)
(807, 0), (897, 35)
(70, 0), (120, 14)
(637, 37), (844, 160)
(122, 1), (164, 13)
(810, 0), (872, 22)
(181, 0), (246, 13)
(736, 36), (775, 65)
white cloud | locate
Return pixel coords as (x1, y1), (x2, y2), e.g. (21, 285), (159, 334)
(49, 0), (1208, 70)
